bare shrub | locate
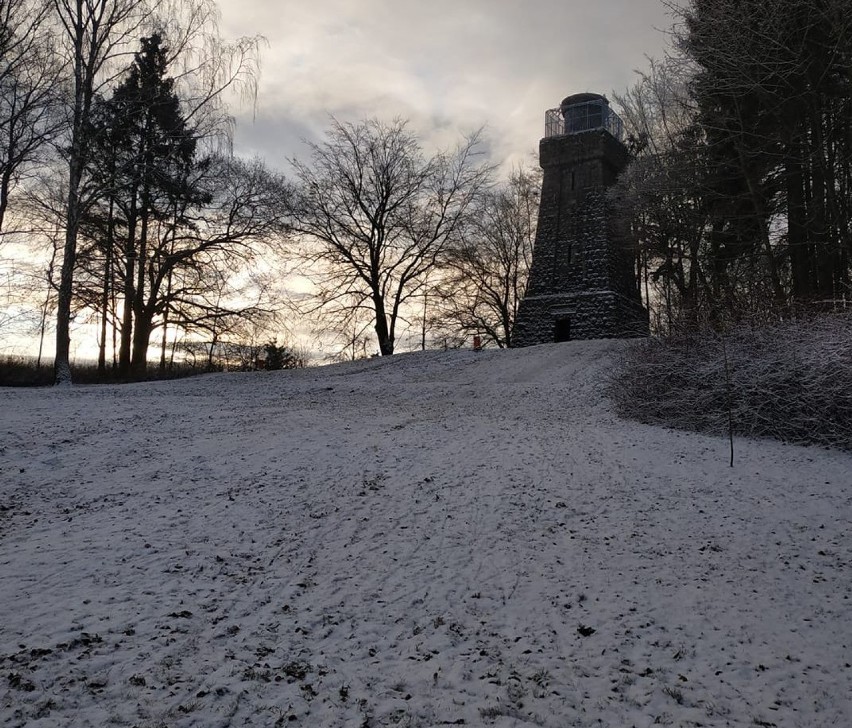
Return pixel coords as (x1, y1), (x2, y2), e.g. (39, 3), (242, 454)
(610, 312), (852, 451)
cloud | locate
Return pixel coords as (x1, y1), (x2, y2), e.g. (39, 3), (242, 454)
(219, 0), (674, 174)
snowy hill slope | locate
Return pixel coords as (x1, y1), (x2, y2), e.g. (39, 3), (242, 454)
(1, 340), (850, 727)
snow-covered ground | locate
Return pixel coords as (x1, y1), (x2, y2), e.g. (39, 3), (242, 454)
(1, 340), (850, 728)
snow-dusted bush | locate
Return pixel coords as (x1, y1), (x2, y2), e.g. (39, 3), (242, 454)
(610, 312), (852, 451)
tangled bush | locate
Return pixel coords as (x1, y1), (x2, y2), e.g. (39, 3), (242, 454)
(610, 312), (852, 451)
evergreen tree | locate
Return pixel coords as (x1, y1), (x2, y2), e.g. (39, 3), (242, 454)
(81, 34), (205, 377)
(614, 0), (852, 329)
(108, 33), (199, 376)
(685, 0), (852, 307)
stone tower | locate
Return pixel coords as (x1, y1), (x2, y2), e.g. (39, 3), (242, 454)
(512, 93), (648, 346)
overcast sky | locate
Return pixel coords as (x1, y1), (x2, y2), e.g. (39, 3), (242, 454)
(217, 0), (675, 174)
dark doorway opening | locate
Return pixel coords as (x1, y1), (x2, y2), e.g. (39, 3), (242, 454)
(554, 317), (571, 342)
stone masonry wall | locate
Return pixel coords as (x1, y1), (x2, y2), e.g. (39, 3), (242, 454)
(513, 127), (649, 346)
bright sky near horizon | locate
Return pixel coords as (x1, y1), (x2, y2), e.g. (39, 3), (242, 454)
(218, 0), (675, 172)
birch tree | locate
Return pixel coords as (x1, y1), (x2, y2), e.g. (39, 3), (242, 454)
(51, 0), (155, 384)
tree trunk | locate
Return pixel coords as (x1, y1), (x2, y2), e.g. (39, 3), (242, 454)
(786, 150), (812, 302)
(373, 293), (394, 355)
(160, 270), (172, 373)
(420, 289), (427, 351)
(54, 0), (90, 386)
(119, 187), (139, 376)
(130, 307), (154, 379)
(808, 104), (836, 302)
(206, 329), (219, 370)
(54, 156), (84, 385)
(37, 243), (58, 370)
(98, 196), (116, 375)
(0, 165), (13, 234)
(119, 247), (135, 375)
(130, 205), (149, 377)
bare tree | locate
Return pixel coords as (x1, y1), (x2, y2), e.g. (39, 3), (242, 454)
(51, 0), (157, 384)
(434, 165), (539, 348)
(211, 311), (289, 371)
(289, 117), (492, 356)
(0, 0), (62, 235)
(126, 155), (287, 377)
(611, 60), (717, 332)
(0, 0), (61, 242)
